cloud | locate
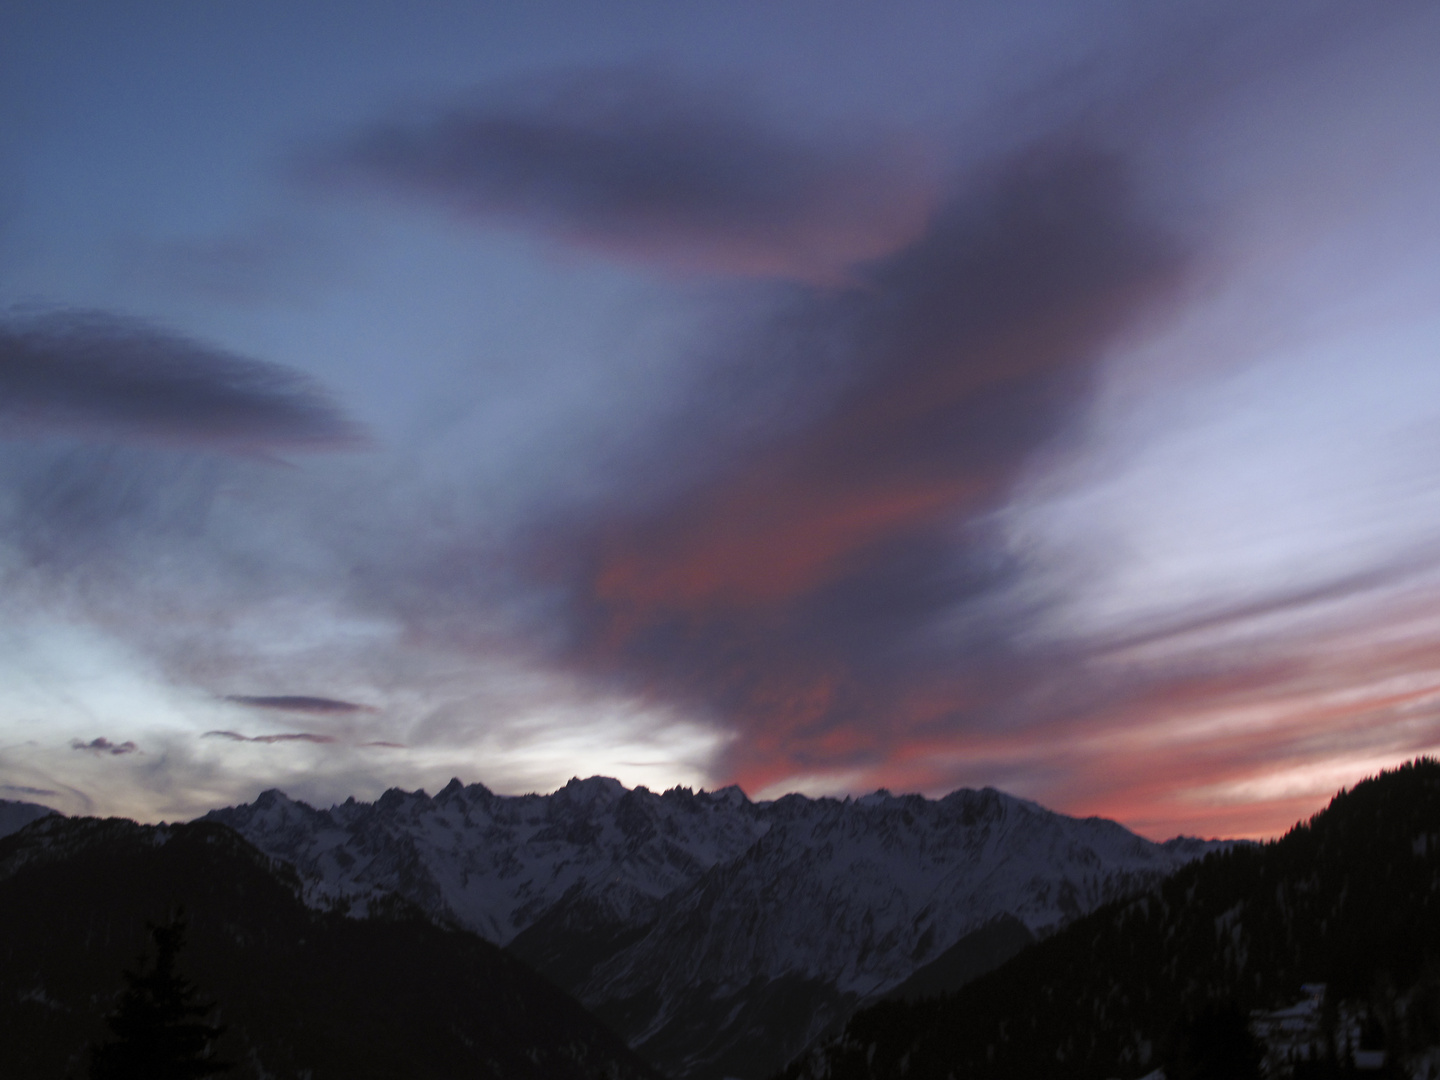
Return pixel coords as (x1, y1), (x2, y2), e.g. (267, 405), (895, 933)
(360, 741), (406, 749)
(0, 443), (230, 580)
(70, 737), (138, 755)
(223, 694), (373, 714)
(522, 145), (1187, 792)
(203, 730), (338, 745)
(319, 66), (937, 282)
(992, 594), (1440, 840)
(2, 784), (60, 797)
(0, 309), (366, 452)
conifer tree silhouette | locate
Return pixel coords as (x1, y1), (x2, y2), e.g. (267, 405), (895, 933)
(90, 911), (230, 1079)
(1170, 1001), (1263, 1080)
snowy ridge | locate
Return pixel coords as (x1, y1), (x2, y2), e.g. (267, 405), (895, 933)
(206, 776), (767, 944)
(208, 778), (1229, 1079)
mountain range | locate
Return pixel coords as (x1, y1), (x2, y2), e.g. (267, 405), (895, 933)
(5, 764), (1436, 1078)
(206, 777), (1228, 1079)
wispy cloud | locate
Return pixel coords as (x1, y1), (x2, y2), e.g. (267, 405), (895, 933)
(223, 695), (373, 714)
(0, 309), (366, 452)
(203, 730), (338, 745)
(2, 784), (60, 797)
(318, 65), (937, 282)
(70, 737), (138, 755)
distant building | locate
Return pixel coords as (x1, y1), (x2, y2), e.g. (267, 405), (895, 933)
(1250, 981), (1327, 1073)
(1249, 984), (1386, 1076)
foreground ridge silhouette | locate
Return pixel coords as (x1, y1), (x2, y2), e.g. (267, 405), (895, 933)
(0, 817), (662, 1079)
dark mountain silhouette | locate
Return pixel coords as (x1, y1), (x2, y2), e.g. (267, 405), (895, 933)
(0, 815), (662, 1080)
(779, 758), (1440, 1080)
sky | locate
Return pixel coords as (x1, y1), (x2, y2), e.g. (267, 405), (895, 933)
(4, 1), (1440, 839)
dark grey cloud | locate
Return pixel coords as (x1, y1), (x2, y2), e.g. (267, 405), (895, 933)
(203, 730), (338, 745)
(529, 145), (1189, 789)
(0, 309), (366, 452)
(320, 66), (936, 281)
(223, 695), (372, 714)
(70, 737), (138, 755)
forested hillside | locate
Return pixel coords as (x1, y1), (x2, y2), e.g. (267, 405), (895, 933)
(782, 759), (1440, 1080)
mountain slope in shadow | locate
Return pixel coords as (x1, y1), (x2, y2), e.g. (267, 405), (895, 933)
(0, 815), (663, 1080)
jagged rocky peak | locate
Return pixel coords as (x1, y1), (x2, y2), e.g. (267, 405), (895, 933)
(937, 785), (1026, 817)
(239, 788), (332, 830)
(708, 783), (750, 806)
(555, 774), (628, 807)
(375, 785), (432, 812)
(439, 777), (465, 797)
(252, 787), (293, 808)
(436, 776), (495, 803)
(854, 787), (896, 806)
(250, 788), (326, 814)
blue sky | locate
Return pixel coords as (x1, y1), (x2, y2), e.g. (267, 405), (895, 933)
(4, 1), (1440, 837)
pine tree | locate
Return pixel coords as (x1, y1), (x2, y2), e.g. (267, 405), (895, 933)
(89, 912), (230, 1080)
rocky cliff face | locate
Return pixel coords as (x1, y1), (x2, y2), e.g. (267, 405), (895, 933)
(209, 778), (1226, 1079)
